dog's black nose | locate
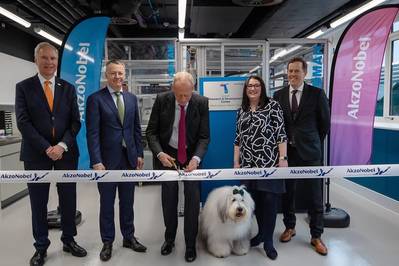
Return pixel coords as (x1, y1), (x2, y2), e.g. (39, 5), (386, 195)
(237, 207), (243, 212)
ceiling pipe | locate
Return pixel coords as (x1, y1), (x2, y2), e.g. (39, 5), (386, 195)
(16, 0), (68, 33)
(27, 0), (72, 28)
(55, 0), (82, 20)
(64, 0), (86, 17)
(43, 0), (75, 24)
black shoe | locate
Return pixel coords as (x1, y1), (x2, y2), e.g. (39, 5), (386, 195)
(160, 241), (174, 255)
(63, 241), (87, 257)
(30, 251), (47, 266)
(100, 243), (113, 262)
(123, 237), (147, 252)
(264, 246), (278, 260)
(185, 248), (197, 262)
(250, 234), (263, 247)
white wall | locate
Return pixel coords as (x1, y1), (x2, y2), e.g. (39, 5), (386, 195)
(0, 52), (36, 105)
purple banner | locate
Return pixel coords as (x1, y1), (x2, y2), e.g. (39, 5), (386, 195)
(330, 7), (398, 166)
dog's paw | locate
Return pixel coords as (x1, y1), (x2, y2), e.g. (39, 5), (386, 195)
(208, 243), (231, 258)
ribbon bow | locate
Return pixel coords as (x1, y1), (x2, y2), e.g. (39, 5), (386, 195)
(232, 188), (244, 196)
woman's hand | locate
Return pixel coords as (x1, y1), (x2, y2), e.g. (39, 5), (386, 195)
(278, 158), (288, 167)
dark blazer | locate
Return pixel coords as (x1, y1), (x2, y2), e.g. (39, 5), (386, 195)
(146, 91), (210, 167)
(86, 87), (143, 170)
(273, 83), (330, 162)
(15, 74), (80, 164)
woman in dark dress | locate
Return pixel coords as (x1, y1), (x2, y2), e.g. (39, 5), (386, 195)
(234, 76), (288, 260)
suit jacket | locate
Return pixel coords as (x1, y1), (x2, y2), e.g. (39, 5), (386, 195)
(86, 88), (143, 170)
(273, 83), (330, 162)
(146, 91), (210, 168)
(15, 74), (80, 164)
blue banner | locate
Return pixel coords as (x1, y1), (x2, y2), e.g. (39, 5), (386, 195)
(199, 76), (247, 201)
(311, 44), (323, 88)
(59, 16), (111, 169)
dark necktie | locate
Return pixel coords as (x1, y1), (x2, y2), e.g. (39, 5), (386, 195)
(177, 104), (187, 164)
(291, 89), (299, 119)
(115, 91), (124, 124)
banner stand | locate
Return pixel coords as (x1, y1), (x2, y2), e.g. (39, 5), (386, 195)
(326, 5), (399, 228)
(323, 178), (350, 228)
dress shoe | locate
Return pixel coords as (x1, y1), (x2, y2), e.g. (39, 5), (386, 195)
(30, 251), (47, 266)
(63, 241), (87, 257)
(185, 248), (197, 262)
(100, 243), (113, 262)
(123, 237), (147, 252)
(279, 228), (296, 242)
(311, 238), (328, 256)
(250, 234), (263, 247)
(264, 246), (278, 260)
(161, 241), (174, 255)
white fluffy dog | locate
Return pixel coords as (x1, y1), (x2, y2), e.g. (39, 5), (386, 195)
(200, 185), (256, 258)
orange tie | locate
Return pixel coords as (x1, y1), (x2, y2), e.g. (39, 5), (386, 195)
(44, 80), (53, 112)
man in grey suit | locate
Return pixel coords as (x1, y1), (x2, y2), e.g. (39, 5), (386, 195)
(146, 71), (210, 262)
(273, 57), (330, 256)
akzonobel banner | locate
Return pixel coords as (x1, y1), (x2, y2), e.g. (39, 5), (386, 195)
(330, 6), (399, 166)
(59, 16), (111, 169)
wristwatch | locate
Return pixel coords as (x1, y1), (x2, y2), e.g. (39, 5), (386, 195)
(279, 155), (288, 160)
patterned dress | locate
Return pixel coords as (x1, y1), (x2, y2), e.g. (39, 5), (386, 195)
(234, 98), (287, 193)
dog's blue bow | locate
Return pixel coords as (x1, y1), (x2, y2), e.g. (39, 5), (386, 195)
(233, 188), (244, 196)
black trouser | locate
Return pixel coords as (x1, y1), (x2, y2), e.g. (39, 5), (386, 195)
(282, 146), (324, 238)
(159, 146), (200, 248)
(25, 160), (77, 252)
(251, 190), (278, 249)
(98, 147), (136, 243)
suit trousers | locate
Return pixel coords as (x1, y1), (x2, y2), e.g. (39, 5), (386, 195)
(160, 145), (200, 248)
(25, 160), (78, 252)
(97, 148), (136, 243)
(282, 145), (324, 238)
(250, 190), (278, 248)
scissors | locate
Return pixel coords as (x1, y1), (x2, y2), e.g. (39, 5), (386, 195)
(171, 159), (184, 175)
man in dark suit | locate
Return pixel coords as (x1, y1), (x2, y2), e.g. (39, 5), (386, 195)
(86, 60), (146, 262)
(273, 57), (330, 256)
(15, 42), (87, 266)
(146, 71), (210, 262)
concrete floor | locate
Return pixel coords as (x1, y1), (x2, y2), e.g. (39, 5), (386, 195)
(0, 180), (398, 266)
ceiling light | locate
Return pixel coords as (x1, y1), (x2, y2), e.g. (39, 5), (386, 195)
(178, 0), (187, 28)
(270, 45), (301, 63)
(178, 28), (185, 40)
(0, 6), (31, 28)
(307, 29), (324, 39)
(34, 28), (62, 46)
(330, 0), (387, 29)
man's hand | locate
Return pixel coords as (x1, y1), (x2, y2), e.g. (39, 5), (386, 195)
(93, 163), (106, 170)
(136, 157), (144, 170)
(185, 158), (199, 172)
(46, 145), (64, 161)
(158, 152), (175, 168)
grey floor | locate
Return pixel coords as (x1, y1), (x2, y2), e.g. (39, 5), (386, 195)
(0, 181), (398, 266)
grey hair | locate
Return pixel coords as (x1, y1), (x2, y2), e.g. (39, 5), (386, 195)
(106, 59), (125, 68)
(172, 71), (195, 87)
(34, 42), (58, 60)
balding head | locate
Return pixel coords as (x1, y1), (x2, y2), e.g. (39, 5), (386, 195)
(172, 72), (195, 105)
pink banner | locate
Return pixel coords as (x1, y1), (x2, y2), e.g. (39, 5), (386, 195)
(330, 7), (399, 166)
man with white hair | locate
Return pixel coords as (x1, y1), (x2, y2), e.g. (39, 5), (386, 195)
(146, 71), (210, 262)
(15, 42), (87, 266)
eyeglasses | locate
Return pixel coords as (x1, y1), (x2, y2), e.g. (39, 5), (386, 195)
(247, 84), (261, 89)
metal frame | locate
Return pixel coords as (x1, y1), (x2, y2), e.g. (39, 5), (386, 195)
(177, 39), (268, 86)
